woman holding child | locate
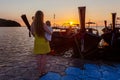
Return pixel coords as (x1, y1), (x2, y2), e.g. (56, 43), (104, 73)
(31, 10), (52, 77)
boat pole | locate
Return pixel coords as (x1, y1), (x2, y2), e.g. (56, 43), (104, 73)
(104, 20), (107, 28)
(77, 6), (86, 78)
(78, 6), (86, 56)
(112, 13), (116, 31)
(111, 13), (116, 46)
(21, 14), (31, 37)
(78, 7), (86, 32)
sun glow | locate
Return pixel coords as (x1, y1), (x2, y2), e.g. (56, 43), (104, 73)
(70, 21), (73, 25)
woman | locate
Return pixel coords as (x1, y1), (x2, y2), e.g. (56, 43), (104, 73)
(31, 10), (52, 77)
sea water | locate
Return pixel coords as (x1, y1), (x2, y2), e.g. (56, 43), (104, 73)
(0, 27), (34, 57)
(0, 26), (103, 56)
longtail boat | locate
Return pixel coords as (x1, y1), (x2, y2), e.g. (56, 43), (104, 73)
(100, 13), (120, 61)
(74, 6), (101, 58)
(102, 13), (120, 47)
(50, 7), (101, 59)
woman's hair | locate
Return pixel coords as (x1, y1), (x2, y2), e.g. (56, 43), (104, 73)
(34, 10), (45, 37)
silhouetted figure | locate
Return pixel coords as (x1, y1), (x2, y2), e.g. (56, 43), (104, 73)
(31, 10), (52, 77)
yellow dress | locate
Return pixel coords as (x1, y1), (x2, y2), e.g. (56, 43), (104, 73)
(34, 34), (50, 54)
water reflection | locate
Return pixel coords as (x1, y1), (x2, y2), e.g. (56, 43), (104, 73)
(0, 27), (34, 57)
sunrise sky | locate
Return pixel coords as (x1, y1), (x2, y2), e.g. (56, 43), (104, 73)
(0, 0), (120, 26)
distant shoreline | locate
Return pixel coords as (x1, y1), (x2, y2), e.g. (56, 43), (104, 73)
(0, 18), (21, 27)
(0, 26), (21, 27)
